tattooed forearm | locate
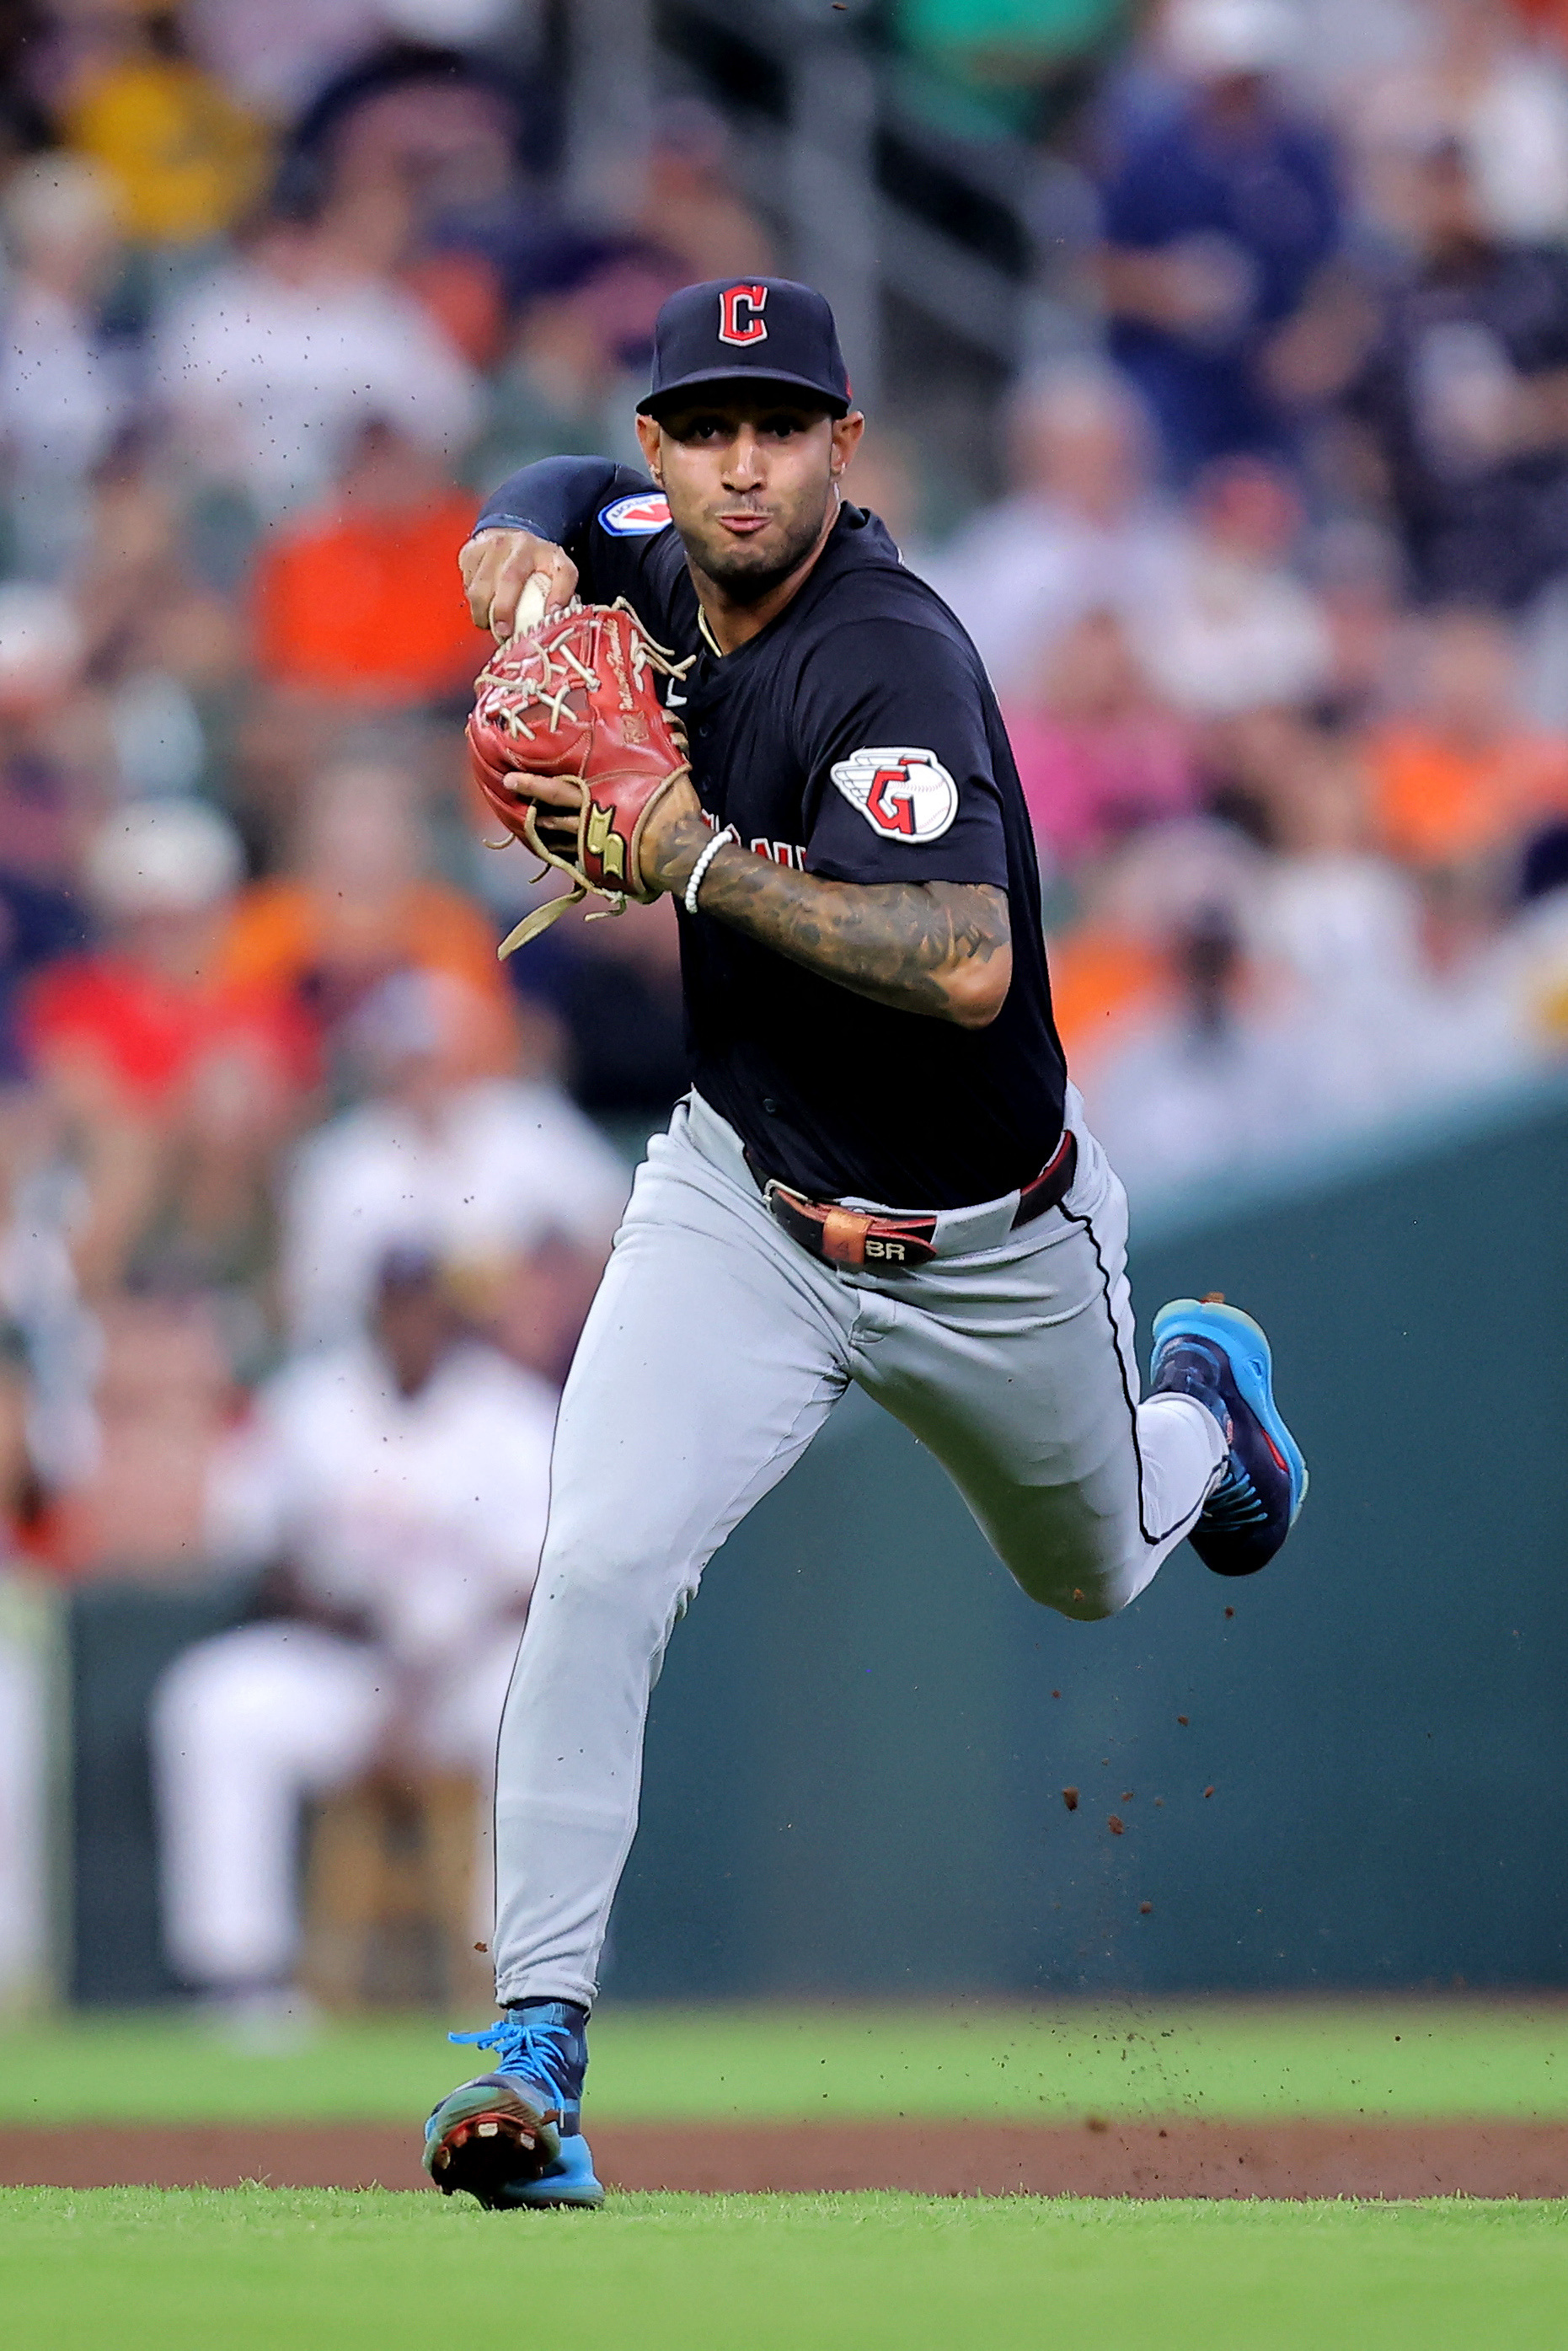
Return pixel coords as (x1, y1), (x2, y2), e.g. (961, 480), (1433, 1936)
(659, 817), (1012, 1026)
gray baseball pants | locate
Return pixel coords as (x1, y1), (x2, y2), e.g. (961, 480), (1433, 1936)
(492, 1085), (1225, 2006)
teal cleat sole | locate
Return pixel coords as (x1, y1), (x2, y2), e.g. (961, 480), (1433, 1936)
(510, 2132), (605, 2209)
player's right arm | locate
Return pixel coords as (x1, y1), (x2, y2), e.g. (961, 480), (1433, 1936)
(460, 456), (650, 639)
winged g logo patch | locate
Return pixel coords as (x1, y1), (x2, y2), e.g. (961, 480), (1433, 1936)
(829, 747), (959, 843)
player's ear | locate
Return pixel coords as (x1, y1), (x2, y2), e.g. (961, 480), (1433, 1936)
(634, 413), (664, 483)
(829, 411), (866, 479)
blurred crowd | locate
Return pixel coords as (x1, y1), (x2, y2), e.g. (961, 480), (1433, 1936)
(4, 0), (1568, 1997)
(923, 0), (1568, 1202)
(0, 0), (712, 2001)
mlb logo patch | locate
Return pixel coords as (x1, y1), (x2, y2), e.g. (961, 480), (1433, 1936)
(830, 747), (960, 843)
(599, 493), (672, 536)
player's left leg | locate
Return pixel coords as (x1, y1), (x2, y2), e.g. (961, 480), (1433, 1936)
(848, 1111), (1303, 1618)
(423, 1092), (857, 2210)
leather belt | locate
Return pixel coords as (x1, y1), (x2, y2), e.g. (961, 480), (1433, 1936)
(747, 1129), (1078, 1273)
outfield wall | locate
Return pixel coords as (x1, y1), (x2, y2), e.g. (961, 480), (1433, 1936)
(609, 1079), (1568, 1999)
(64, 1079), (1568, 2002)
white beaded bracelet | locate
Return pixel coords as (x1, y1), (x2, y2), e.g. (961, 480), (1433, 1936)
(683, 831), (731, 916)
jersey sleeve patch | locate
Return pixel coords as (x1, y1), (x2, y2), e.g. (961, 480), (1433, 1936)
(828, 746), (960, 843)
(598, 492), (672, 536)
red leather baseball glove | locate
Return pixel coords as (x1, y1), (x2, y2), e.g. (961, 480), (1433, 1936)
(467, 598), (693, 956)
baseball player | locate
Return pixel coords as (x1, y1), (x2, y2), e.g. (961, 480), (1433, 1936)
(422, 279), (1308, 2209)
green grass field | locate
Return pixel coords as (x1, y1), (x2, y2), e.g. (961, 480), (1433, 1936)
(3, 1996), (1566, 2123)
(6, 2002), (1568, 2348)
(4, 2188), (1565, 2351)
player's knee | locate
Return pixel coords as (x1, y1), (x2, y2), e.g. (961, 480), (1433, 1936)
(998, 1516), (1140, 1622)
(537, 1524), (691, 1619)
(1014, 1571), (1124, 1623)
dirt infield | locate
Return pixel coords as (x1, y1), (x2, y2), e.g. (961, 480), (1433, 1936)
(4, 2119), (1567, 2198)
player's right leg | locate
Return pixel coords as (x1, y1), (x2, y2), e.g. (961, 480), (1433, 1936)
(852, 1105), (1303, 1620)
(424, 1095), (854, 2209)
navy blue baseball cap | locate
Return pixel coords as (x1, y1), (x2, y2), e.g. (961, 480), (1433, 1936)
(637, 277), (853, 417)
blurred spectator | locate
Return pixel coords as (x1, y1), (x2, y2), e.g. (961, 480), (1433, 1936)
(1047, 813), (1260, 1074)
(1137, 453), (1331, 715)
(0, 154), (129, 580)
(57, 3), (266, 250)
(1078, 712), (1537, 1192)
(1003, 608), (1200, 865)
(456, 1230), (606, 1393)
(149, 1246), (554, 2005)
(930, 361), (1185, 699)
(0, 725), (89, 1079)
(281, 967), (626, 1349)
(1485, 808), (1568, 1053)
(1095, 0), (1342, 478)
(1355, 0), (1568, 247)
(252, 420), (484, 703)
(633, 102), (776, 284)
(24, 800), (311, 1297)
(1258, 727), (1424, 997)
(185, 1), (398, 124)
(0, 583), (104, 934)
(1337, 137), (1568, 613)
(1244, 717), (1522, 1122)
(184, 5), (527, 133)
(1044, 912), (1169, 1073)
(1081, 897), (1315, 1193)
(0, 578), (106, 897)
(1303, 517), (1406, 732)
(0, 1082), (95, 1496)
(0, 1315), (34, 1552)
(471, 244), (679, 487)
(283, 33), (535, 370)
(840, 426), (939, 576)
(72, 451), (245, 797)
(1365, 607), (1568, 867)
(221, 759), (510, 1051)
(154, 206), (479, 527)
(894, 0), (1132, 139)
(56, 1289), (236, 1577)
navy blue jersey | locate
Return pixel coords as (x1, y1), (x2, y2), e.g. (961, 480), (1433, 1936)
(476, 459), (1068, 1208)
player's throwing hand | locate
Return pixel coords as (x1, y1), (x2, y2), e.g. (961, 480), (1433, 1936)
(460, 528), (580, 641)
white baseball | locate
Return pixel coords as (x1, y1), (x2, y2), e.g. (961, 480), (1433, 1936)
(514, 574), (549, 635)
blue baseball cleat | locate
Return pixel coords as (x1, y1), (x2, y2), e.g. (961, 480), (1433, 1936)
(1149, 1297), (1308, 1577)
(421, 2002), (604, 2209)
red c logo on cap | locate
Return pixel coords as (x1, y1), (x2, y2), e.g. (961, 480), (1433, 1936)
(718, 284), (768, 346)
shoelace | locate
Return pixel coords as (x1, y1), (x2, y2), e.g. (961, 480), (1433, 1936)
(448, 2013), (579, 2095)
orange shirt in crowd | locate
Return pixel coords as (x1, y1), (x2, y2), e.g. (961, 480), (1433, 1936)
(222, 876), (513, 1032)
(23, 952), (315, 1105)
(1044, 924), (1168, 1074)
(1367, 725), (1568, 867)
(252, 491), (486, 699)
